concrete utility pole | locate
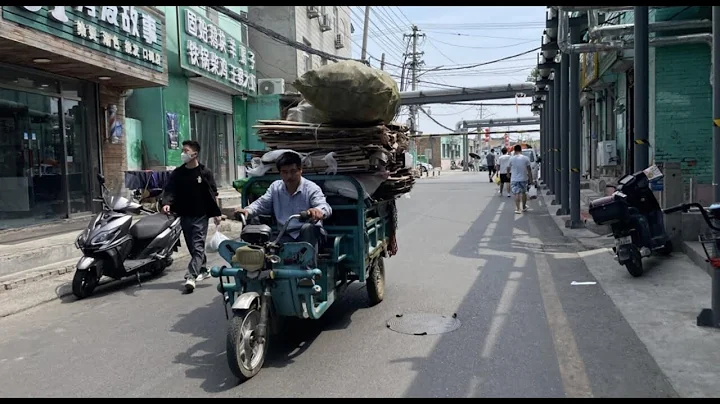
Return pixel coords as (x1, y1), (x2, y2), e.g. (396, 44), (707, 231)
(633, 6), (649, 172)
(713, 6), (720, 204)
(380, 53), (385, 70)
(360, 6), (371, 61)
(404, 25), (424, 165)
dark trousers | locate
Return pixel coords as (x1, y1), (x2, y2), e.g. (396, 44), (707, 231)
(180, 216), (208, 280)
(278, 223), (327, 265)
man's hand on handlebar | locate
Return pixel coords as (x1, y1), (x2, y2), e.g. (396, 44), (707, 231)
(162, 204), (171, 214)
(307, 208), (325, 221)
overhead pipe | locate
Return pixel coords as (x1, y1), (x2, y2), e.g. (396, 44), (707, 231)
(558, 6), (635, 13)
(558, 9), (713, 54)
(589, 19), (712, 40)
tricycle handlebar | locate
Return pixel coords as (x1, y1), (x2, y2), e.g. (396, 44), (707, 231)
(664, 202), (720, 231)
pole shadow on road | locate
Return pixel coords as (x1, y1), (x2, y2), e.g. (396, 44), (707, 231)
(392, 195), (568, 398)
(168, 282), (376, 392)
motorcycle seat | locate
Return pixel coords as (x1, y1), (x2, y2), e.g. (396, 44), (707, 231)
(130, 213), (174, 240)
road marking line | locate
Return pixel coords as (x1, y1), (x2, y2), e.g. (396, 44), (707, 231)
(535, 252), (594, 398)
(481, 271), (522, 359)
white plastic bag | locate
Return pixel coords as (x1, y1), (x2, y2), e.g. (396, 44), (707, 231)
(207, 224), (229, 253)
(528, 186), (538, 199)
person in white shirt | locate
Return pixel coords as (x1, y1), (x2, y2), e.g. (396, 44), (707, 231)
(496, 147), (512, 197)
(507, 144), (533, 214)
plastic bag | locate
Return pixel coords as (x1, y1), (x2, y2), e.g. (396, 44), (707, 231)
(493, 174), (501, 185)
(286, 99), (328, 124)
(207, 224), (229, 253)
(528, 186), (538, 199)
(293, 60), (400, 125)
(322, 152), (338, 175)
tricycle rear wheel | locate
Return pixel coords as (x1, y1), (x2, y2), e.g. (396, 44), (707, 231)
(226, 307), (268, 382)
(367, 256), (385, 306)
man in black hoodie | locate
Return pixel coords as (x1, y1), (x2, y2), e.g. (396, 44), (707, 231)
(162, 140), (222, 292)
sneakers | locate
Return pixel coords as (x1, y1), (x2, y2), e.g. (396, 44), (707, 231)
(522, 206), (529, 212)
(184, 277), (196, 292)
(196, 268), (210, 282)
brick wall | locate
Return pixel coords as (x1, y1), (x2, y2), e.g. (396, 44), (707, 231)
(414, 137), (441, 167)
(99, 86), (127, 192)
(654, 43), (712, 203)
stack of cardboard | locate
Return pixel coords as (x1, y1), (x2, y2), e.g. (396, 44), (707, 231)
(250, 120), (414, 200)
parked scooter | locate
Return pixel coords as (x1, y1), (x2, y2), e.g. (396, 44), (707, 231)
(72, 173), (182, 299)
(589, 168), (673, 277)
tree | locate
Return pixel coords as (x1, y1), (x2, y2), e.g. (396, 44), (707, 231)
(526, 67), (539, 83)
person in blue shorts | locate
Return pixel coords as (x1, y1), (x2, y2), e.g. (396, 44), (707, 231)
(506, 144), (533, 214)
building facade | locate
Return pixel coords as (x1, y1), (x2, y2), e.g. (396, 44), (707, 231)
(125, 6), (281, 189)
(0, 6), (168, 230)
(579, 6), (712, 205)
(248, 6), (353, 92)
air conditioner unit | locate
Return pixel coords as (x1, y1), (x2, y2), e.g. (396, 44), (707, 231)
(307, 6), (319, 19)
(319, 14), (332, 32)
(257, 78), (285, 95)
(334, 33), (344, 49)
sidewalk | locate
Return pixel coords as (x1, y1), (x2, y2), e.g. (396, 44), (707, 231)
(0, 219), (243, 318)
(537, 186), (720, 398)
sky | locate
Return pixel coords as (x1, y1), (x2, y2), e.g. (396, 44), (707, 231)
(349, 6), (546, 142)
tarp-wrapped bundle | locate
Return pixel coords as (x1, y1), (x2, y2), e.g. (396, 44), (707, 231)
(293, 60), (400, 126)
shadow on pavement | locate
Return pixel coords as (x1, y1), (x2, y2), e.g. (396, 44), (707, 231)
(170, 279), (373, 392)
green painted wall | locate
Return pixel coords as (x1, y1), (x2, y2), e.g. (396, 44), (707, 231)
(654, 42), (711, 183)
(245, 95), (280, 152)
(125, 88), (165, 167)
(233, 97), (249, 165)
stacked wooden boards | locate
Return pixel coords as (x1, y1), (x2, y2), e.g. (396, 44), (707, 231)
(250, 120), (414, 200)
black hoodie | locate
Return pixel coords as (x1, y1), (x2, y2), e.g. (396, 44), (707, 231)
(162, 163), (222, 218)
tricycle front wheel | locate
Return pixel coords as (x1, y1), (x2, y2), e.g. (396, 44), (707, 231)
(226, 307), (269, 382)
(367, 256), (386, 306)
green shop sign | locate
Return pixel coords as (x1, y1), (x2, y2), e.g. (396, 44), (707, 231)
(1, 6), (164, 72)
(178, 6), (257, 95)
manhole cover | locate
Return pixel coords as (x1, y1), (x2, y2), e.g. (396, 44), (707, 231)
(386, 312), (461, 336)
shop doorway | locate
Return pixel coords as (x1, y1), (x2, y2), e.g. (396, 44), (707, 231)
(189, 107), (233, 188)
(0, 65), (97, 229)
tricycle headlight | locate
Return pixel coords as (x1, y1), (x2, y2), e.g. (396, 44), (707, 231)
(232, 245), (265, 272)
(268, 255), (281, 264)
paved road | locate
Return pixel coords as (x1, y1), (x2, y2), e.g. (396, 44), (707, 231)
(0, 174), (678, 397)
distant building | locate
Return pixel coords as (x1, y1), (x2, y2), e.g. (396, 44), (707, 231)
(248, 6), (353, 93)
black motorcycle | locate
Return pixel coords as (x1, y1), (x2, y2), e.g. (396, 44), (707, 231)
(589, 170), (673, 277)
(72, 173), (182, 299)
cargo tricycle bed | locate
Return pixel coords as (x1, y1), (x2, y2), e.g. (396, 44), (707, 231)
(210, 174), (398, 382)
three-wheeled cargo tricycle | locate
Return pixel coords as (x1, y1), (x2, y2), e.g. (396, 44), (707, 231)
(210, 174), (397, 382)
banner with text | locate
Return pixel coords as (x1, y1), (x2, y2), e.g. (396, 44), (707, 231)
(178, 7), (257, 95)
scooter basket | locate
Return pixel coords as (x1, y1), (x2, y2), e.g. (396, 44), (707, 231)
(589, 195), (630, 225)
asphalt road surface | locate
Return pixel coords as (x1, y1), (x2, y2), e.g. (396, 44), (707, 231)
(0, 173), (678, 398)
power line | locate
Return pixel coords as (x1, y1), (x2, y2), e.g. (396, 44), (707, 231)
(209, 6), (366, 64)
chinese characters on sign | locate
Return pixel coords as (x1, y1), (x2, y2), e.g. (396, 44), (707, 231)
(20, 6), (162, 68)
(182, 8), (256, 94)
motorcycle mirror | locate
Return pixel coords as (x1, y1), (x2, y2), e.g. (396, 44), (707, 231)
(96, 173), (105, 185)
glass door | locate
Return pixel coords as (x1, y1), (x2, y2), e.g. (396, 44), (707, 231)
(0, 88), (65, 227)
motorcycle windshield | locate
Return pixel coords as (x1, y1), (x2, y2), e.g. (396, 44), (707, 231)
(102, 181), (131, 211)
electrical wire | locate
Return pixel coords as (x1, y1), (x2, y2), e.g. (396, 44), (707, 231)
(209, 6), (366, 64)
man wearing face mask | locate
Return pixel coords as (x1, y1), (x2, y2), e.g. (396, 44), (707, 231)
(162, 140), (222, 292)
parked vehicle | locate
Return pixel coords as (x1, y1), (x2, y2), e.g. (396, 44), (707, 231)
(210, 174), (394, 382)
(521, 148), (540, 186)
(588, 169), (672, 277)
(72, 173), (181, 299)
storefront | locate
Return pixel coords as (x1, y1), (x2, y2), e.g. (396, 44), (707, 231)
(0, 6), (167, 229)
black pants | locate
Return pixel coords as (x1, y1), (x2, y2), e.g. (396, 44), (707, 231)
(180, 215), (208, 280)
(278, 223), (327, 265)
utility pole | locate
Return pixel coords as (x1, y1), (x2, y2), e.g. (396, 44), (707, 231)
(404, 25), (424, 166)
(380, 53), (385, 70)
(360, 6), (371, 61)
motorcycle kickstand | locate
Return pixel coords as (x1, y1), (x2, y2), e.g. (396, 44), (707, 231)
(135, 272), (142, 287)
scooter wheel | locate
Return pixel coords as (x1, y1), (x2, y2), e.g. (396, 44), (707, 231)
(226, 307), (268, 382)
(624, 249), (644, 277)
(72, 269), (99, 299)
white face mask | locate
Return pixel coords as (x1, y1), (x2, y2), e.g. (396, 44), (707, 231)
(181, 152), (194, 164)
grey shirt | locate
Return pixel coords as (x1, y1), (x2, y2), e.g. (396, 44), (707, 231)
(486, 153), (496, 167)
(245, 177), (332, 239)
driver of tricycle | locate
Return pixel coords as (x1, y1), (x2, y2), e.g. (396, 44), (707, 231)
(235, 152), (332, 258)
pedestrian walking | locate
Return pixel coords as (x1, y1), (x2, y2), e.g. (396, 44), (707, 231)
(507, 144), (533, 214)
(485, 149), (496, 182)
(496, 147), (512, 197)
(161, 140), (222, 292)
